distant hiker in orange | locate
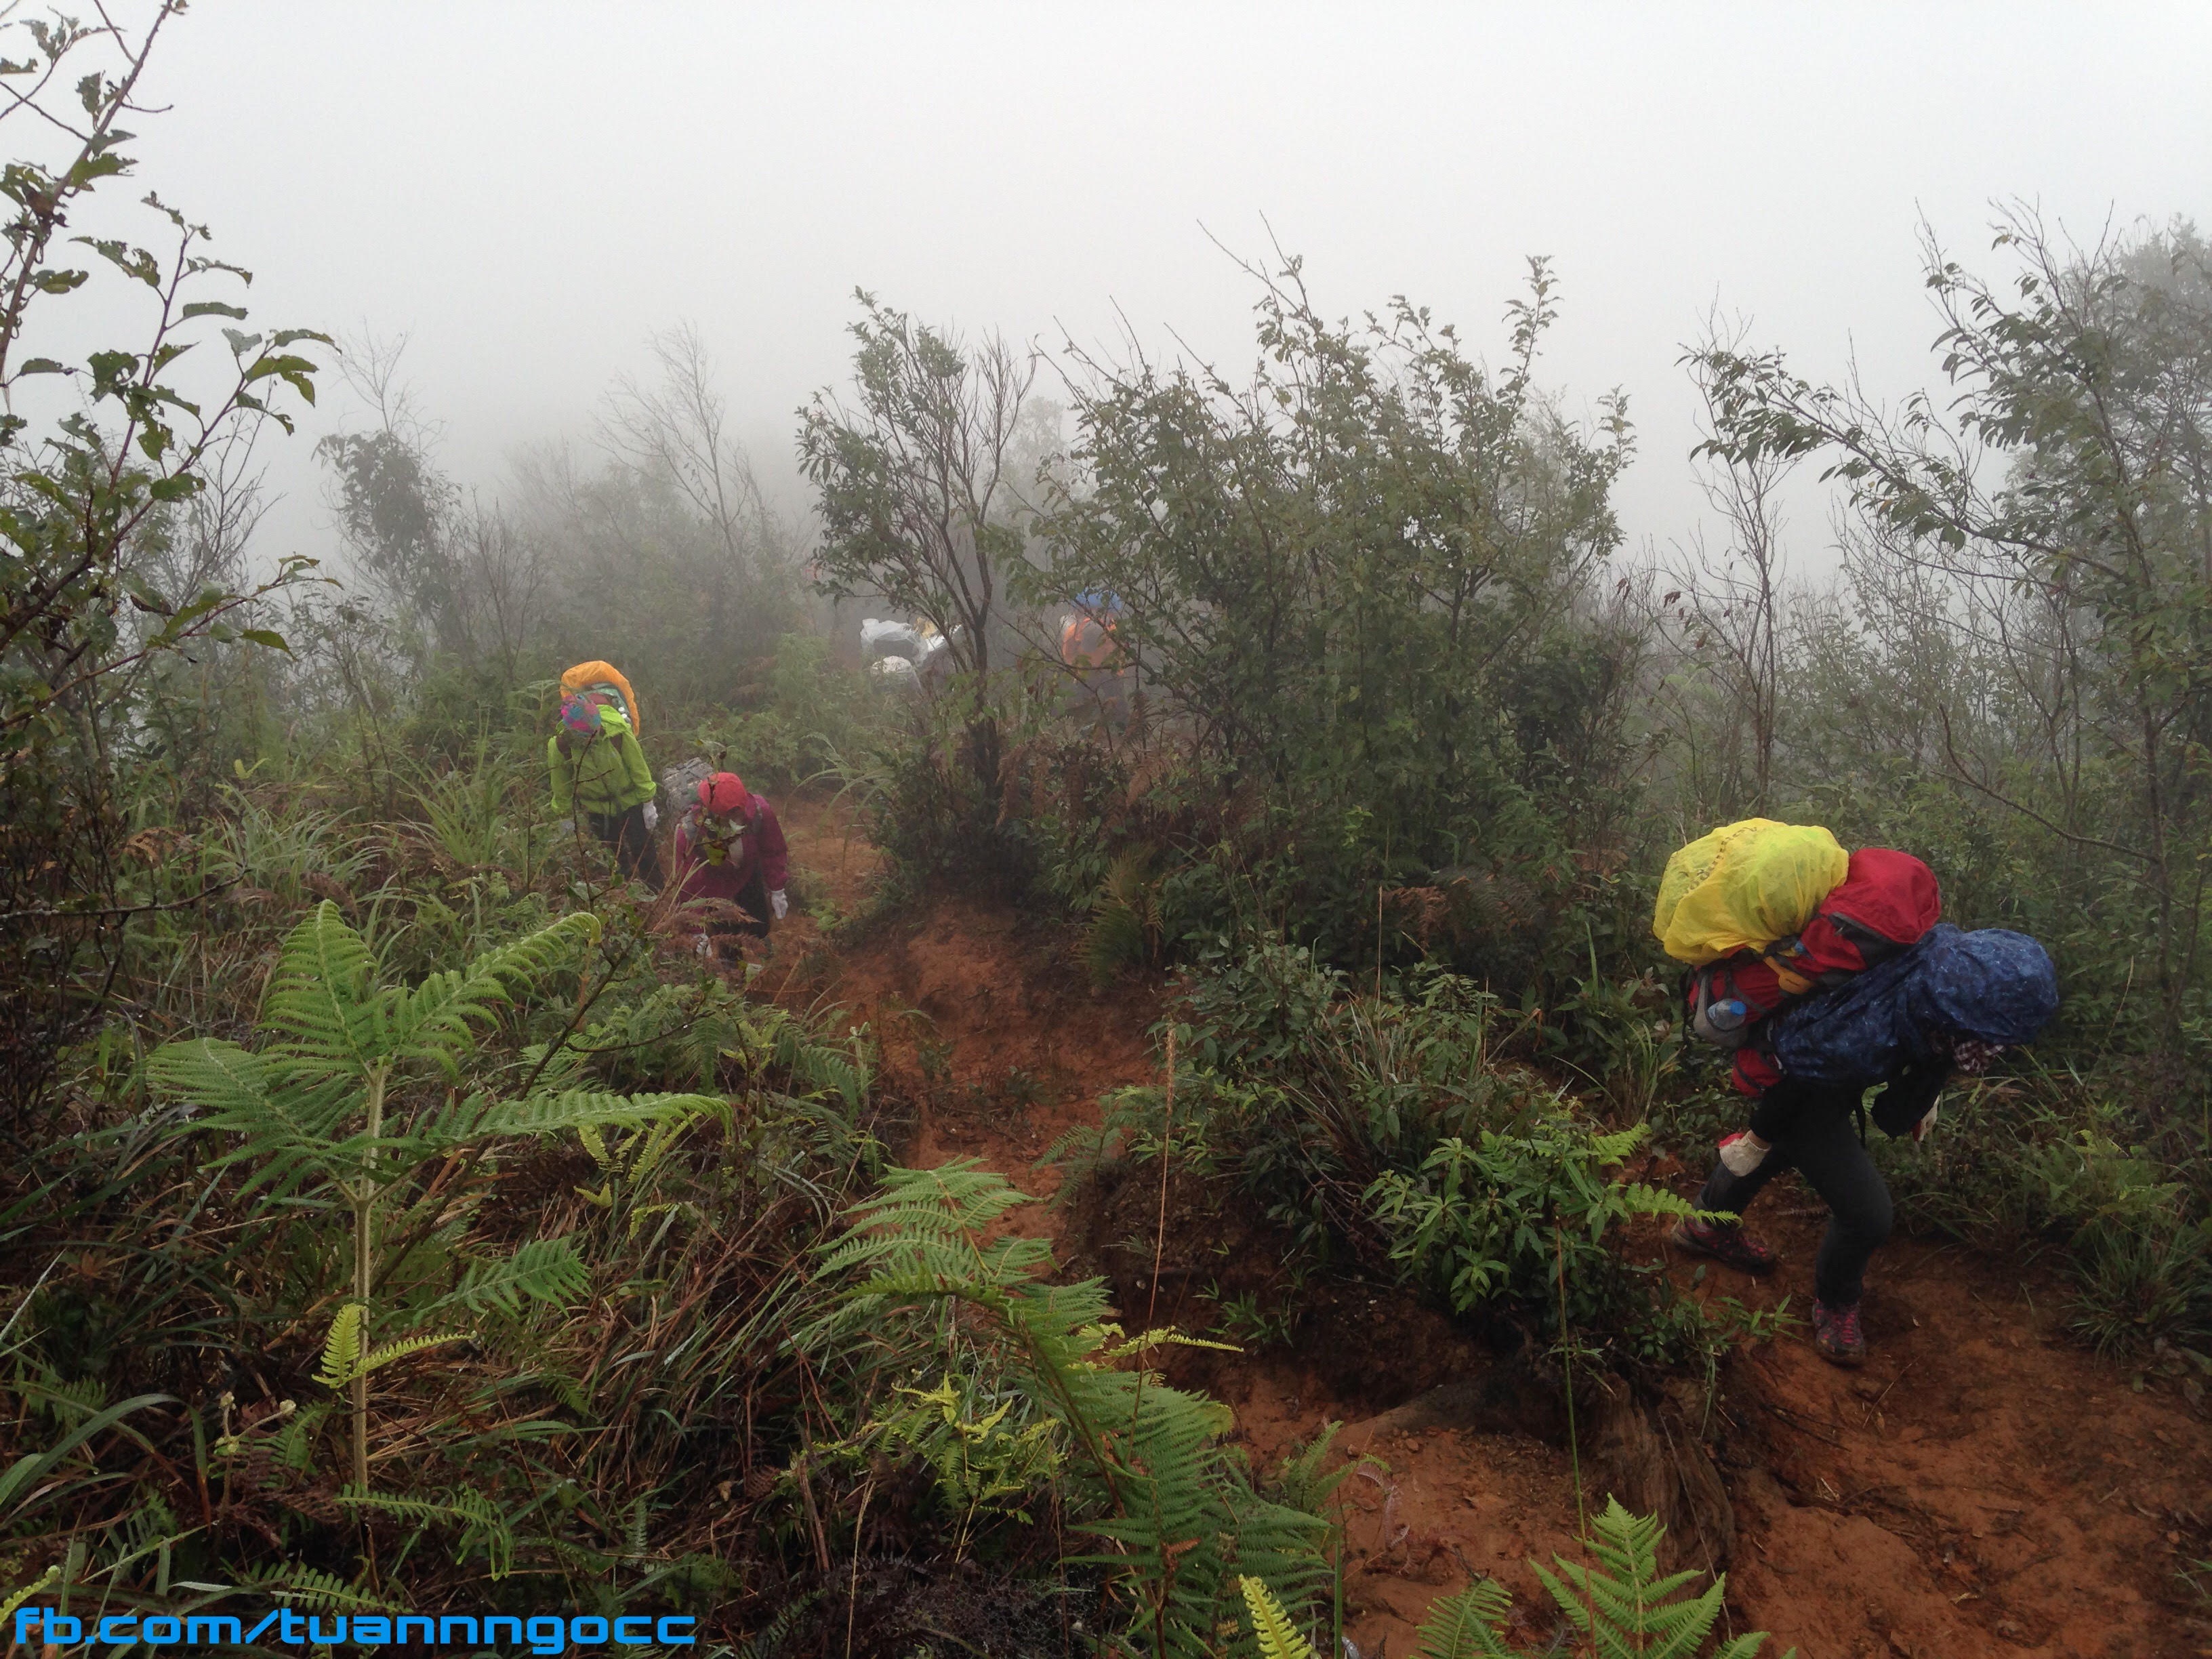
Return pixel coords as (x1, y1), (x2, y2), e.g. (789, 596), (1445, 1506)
(670, 771), (789, 962)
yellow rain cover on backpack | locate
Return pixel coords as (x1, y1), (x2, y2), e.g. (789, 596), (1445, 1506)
(1652, 819), (1849, 965)
(560, 661), (639, 733)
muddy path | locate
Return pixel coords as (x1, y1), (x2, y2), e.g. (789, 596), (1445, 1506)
(764, 795), (2212, 1658)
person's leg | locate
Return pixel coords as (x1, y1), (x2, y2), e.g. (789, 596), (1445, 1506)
(1779, 1108), (1894, 1307)
(613, 804), (665, 890)
(1676, 1149), (1793, 1273)
(733, 867), (771, 939)
(1695, 1146), (1791, 1220)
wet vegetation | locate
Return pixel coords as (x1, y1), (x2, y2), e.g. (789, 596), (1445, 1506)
(2, 9), (2208, 1655)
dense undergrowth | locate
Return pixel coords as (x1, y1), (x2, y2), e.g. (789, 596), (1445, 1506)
(2, 8), (2207, 1650)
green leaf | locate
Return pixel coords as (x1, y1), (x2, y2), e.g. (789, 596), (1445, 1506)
(180, 300), (249, 321)
(438, 1237), (590, 1317)
(0, 1392), (176, 1519)
(1240, 1576), (1316, 1658)
(314, 1303), (364, 1391)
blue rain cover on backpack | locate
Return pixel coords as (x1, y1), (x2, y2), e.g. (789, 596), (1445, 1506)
(1768, 924), (2058, 1085)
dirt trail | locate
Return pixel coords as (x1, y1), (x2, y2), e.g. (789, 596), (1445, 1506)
(768, 796), (2212, 1658)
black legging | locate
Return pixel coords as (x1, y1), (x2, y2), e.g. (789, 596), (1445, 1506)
(587, 804), (665, 890)
(1697, 1079), (1893, 1305)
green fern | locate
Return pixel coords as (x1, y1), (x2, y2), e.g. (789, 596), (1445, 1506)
(801, 1162), (1332, 1656)
(312, 1303), (363, 1393)
(1240, 1574), (1317, 1658)
(335, 1487), (514, 1578)
(230, 1562), (404, 1612)
(1085, 849), (1164, 985)
(148, 901), (716, 1495)
(314, 1304), (466, 1392)
(440, 1238), (590, 1317)
(735, 1587), (824, 1659)
(1240, 1504), (1790, 1659)
(1532, 1497), (1787, 1659)
(1410, 1581), (1519, 1658)
(0, 1568), (59, 1630)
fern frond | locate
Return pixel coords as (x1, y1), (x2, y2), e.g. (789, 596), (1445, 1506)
(773, 1021), (867, 1110)
(314, 1305), (363, 1393)
(1532, 1496), (1764, 1659)
(419, 1088), (724, 1151)
(230, 1562), (403, 1612)
(335, 1487), (514, 1578)
(1, 1567), (59, 1628)
(1092, 1324), (1242, 1361)
(1616, 1181), (1704, 1219)
(1589, 1122), (1651, 1165)
(436, 1238), (589, 1317)
(352, 1332), (468, 1381)
(1239, 1575), (1316, 1658)
(1413, 1580), (1519, 1658)
(805, 1160), (1338, 1651)
(146, 1040), (362, 1198)
(579, 1121), (613, 1170)
(261, 903), (385, 1071)
(387, 912), (600, 1071)
(314, 1307), (466, 1389)
(736, 1588), (824, 1659)
(625, 1200), (690, 1238)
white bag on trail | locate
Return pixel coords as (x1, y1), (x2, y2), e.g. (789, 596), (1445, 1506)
(861, 619), (924, 661)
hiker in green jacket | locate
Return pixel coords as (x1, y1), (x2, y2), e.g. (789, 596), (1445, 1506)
(548, 693), (664, 888)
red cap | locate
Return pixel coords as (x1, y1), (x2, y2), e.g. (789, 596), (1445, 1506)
(698, 772), (751, 815)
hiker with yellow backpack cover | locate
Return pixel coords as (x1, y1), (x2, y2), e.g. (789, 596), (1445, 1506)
(548, 663), (663, 890)
(1656, 819), (2057, 1367)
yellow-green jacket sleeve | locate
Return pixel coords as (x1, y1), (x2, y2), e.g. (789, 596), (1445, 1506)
(618, 727), (655, 805)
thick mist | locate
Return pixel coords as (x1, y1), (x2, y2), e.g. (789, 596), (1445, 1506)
(100, 1), (2212, 581)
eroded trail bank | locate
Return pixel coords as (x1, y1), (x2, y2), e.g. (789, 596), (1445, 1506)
(769, 800), (2211, 1658)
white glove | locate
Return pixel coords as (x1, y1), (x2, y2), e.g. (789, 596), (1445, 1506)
(1718, 1130), (1770, 1178)
(553, 819), (575, 838)
(642, 801), (659, 831)
(1912, 1103), (1939, 1144)
(769, 888), (789, 921)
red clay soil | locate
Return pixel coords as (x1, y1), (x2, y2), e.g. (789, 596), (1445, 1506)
(769, 797), (2212, 1659)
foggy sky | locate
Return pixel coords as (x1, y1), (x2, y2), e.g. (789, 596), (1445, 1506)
(96, 3), (2212, 584)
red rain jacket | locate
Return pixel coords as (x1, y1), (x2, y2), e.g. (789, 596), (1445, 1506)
(672, 796), (789, 912)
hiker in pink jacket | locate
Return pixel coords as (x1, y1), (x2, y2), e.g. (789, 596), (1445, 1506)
(671, 771), (790, 959)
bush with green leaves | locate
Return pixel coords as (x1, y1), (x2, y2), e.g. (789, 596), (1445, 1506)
(682, 631), (882, 795)
(1367, 1122), (1698, 1337)
(1028, 256), (1642, 962)
(1, 843), (885, 1637)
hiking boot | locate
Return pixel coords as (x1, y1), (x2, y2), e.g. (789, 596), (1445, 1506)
(1670, 1215), (1778, 1275)
(1812, 1299), (1866, 1368)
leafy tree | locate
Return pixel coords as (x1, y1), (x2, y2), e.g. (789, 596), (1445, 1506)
(800, 292), (1036, 781)
(0, 3), (326, 1114)
(1036, 255), (1635, 947)
(1697, 210), (2212, 1038)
